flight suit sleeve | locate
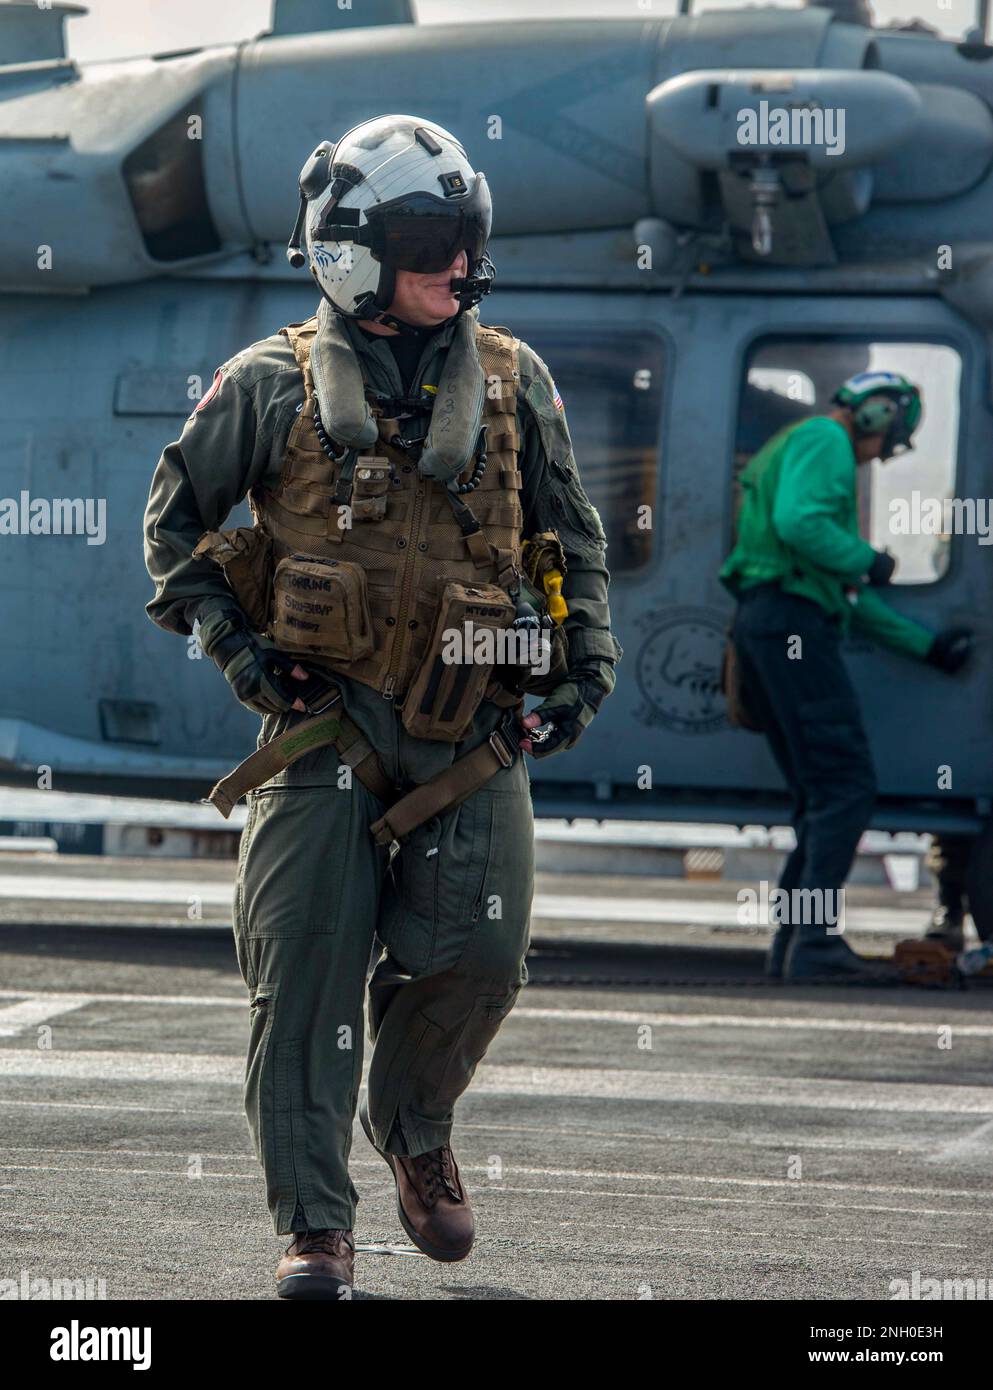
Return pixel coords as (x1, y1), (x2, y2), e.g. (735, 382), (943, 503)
(516, 341), (623, 688)
(849, 586), (935, 659)
(143, 359), (287, 636)
(772, 420), (878, 579)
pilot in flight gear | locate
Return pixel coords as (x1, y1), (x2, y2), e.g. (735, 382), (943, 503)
(720, 372), (972, 984)
(142, 115), (621, 1299)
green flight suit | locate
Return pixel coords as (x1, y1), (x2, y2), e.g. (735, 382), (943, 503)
(143, 307), (621, 1234)
(720, 415), (935, 659)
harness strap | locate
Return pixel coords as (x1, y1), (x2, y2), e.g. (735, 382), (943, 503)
(368, 715), (520, 851)
(206, 684), (523, 842)
(207, 694), (394, 819)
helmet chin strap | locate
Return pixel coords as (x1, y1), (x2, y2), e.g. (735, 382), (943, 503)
(368, 310), (429, 338)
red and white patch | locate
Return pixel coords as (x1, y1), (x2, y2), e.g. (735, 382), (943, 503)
(195, 368), (223, 412)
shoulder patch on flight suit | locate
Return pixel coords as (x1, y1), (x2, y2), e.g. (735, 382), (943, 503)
(195, 368), (223, 413)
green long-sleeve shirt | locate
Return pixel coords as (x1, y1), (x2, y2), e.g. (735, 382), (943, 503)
(720, 415), (934, 659)
(143, 306), (622, 677)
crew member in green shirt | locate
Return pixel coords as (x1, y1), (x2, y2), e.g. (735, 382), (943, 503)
(720, 372), (972, 981)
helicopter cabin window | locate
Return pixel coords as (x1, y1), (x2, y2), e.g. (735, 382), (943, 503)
(519, 329), (664, 574)
(737, 339), (962, 584)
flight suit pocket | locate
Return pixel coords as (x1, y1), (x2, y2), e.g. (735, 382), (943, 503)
(379, 795), (494, 974)
(245, 981), (277, 1158)
(434, 987), (523, 1110)
(239, 785), (352, 936)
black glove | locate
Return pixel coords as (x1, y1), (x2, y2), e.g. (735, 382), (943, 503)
(524, 660), (614, 759)
(866, 550), (897, 586)
(926, 627), (974, 675)
(196, 603), (297, 715)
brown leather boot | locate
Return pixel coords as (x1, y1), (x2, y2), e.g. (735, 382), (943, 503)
(275, 1228), (355, 1300)
(359, 1100), (474, 1262)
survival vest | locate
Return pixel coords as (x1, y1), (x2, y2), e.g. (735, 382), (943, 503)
(252, 315), (524, 701)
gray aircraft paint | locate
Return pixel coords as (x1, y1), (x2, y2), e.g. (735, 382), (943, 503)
(0, 0), (990, 834)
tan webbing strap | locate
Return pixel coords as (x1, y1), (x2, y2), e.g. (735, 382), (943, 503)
(208, 713), (345, 818)
(368, 718), (519, 850)
(207, 702), (395, 819)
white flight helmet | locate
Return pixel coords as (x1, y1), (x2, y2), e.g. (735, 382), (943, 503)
(286, 115), (495, 332)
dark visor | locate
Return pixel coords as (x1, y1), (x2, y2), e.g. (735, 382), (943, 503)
(315, 174), (491, 274)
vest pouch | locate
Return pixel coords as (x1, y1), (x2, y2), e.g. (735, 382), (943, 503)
(192, 526), (273, 633)
(494, 569), (570, 698)
(271, 554), (374, 661)
(351, 460), (392, 522)
(402, 581), (517, 743)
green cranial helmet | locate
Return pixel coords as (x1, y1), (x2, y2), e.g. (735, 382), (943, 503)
(832, 371), (923, 460)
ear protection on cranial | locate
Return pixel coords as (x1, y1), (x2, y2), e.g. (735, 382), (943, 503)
(831, 372), (922, 460)
(852, 394), (900, 436)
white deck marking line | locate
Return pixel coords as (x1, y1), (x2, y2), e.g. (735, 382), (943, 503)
(0, 995), (92, 1038)
(484, 1186), (990, 1219)
(0, 1098), (980, 1167)
(513, 1007), (993, 1038)
(0, 878), (917, 930)
(0, 876), (234, 905)
(0, 989), (245, 1006)
(0, 1164), (985, 1221)
(0, 1151), (986, 1204)
(455, 1121), (978, 1154)
(0, 1098), (239, 1116)
(1, 990), (989, 1040)
(1, 1051), (993, 1115)
(472, 1066), (993, 1114)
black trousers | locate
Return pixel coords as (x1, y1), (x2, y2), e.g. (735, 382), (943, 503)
(733, 584), (877, 924)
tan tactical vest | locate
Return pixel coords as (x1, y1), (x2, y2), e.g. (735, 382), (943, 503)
(252, 316), (524, 701)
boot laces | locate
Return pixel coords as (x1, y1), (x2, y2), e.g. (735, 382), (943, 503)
(289, 1228), (350, 1257)
(413, 1146), (461, 1205)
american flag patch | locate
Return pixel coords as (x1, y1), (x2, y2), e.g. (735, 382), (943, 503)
(551, 379), (564, 412)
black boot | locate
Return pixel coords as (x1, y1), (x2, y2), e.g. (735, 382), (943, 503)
(784, 930), (891, 982)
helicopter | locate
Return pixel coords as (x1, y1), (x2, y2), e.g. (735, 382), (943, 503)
(1, 0), (991, 924)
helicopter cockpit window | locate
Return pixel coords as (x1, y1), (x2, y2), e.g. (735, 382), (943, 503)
(123, 104), (222, 263)
(737, 338), (961, 584)
(520, 329), (665, 574)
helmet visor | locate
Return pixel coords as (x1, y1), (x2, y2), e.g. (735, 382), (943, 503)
(363, 175), (491, 274)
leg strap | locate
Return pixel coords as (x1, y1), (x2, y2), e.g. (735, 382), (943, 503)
(368, 713), (520, 854)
